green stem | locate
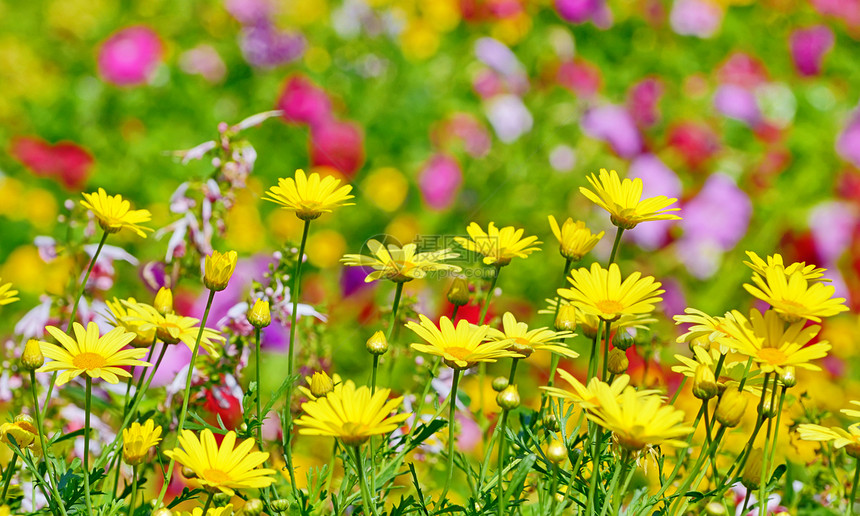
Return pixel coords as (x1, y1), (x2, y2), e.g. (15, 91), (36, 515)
(201, 491), (215, 514)
(154, 289), (217, 509)
(439, 369), (461, 505)
(353, 445), (381, 516)
(0, 455), (17, 503)
(29, 371), (68, 515)
(598, 451), (626, 516)
(766, 386), (787, 484)
(371, 355), (379, 395)
(669, 376), (687, 405)
(255, 328), (265, 453)
(113, 344), (156, 497)
(129, 465), (139, 515)
(83, 376), (94, 516)
(386, 282), (404, 342)
(548, 464), (560, 515)
(607, 228), (624, 265)
(477, 265), (501, 419)
(759, 374), (778, 515)
(497, 409), (510, 516)
(586, 334), (599, 384)
(849, 459), (860, 516)
(601, 320), (611, 380)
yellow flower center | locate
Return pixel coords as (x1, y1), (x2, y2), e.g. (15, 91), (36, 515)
(595, 299), (624, 315)
(444, 347), (473, 360)
(72, 352), (106, 370)
(757, 347), (787, 366)
(203, 468), (233, 484)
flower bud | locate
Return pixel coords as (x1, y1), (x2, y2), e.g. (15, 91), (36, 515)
(154, 287), (173, 315)
(447, 278), (470, 307)
(496, 385), (520, 411)
(271, 499), (290, 512)
(247, 299), (271, 328)
(309, 371), (334, 398)
(554, 305), (577, 332)
(204, 250), (238, 291)
(365, 331), (388, 356)
(613, 331), (636, 351)
(21, 339), (44, 371)
(692, 364), (718, 400)
(213, 491), (232, 507)
(715, 390), (748, 428)
(704, 502), (727, 515)
(542, 413), (560, 432)
(182, 467), (197, 479)
(741, 448), (764, 490)
(491, 376), (509, 392)
(759, 394), (777, 419)
(545, 439), (567, 464)
(243, 498), (264, 515)
(780, 366), (797, 388)
(607, 349), (629, 374)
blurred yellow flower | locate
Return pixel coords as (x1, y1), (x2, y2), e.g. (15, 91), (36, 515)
(797, 422), (860, 458)
(204, 250), (238, 291)
(0, 277), (19, 306)
(306, 229), (347, 269)
(264, 169), (354, 221)
(559, 262), (663, 321)
(744, 268), (848, 323)
(341, 239), (461, 283)
(164, 429), (275, 496)
(455, 222), (541, 267)
(487, 312), (578, 359)
(80, 188), (152, 237)
(400, 21), (440, 61)
(547, 216), (604, 262)
(296, 380), (410, 446)
(579, 169), (681, 229)
(362, 167), (408, 212)
(122, 419), (162, 466)
(407, 314), (521, 370)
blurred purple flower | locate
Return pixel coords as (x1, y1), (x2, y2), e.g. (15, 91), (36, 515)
(549, 145), (577, 172)
(669, 0), (723, 38)
(713, 84), (761, 126)
(808, 201), (858, 265)
(225, 0), (274, 25)
(581, 104), (643, 158)
(474, 37), (524, 78)
(627, 78), (663, 128)
(239, 22), (305, 68)
(98, 26), (163, 86)
(837, 105), (860, 167)
(418, 154), (463, 211)
(341, 265), (375, 298)
(485, 94), (533, 143)
(790, 25), (834, 77)
(628, 155), (682, 250)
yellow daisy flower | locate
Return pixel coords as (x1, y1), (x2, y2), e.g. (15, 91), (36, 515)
(539, 299), (655, 339)
(589, 387), (693, 450)
(264, 169), (354, 221)
(487, 312), (578, 359)
(671, 347), (762, 396)
(80, 188), (152, 237)
(547, 216), (604, 262)
(541, 371), (634, 410)
(341, 239), (461, 283)
(744, 268), (848, 323)
(743, 251), (829, 282)
(36, 322), (151, 385)
(579, 169), (681, 229)
(164, 429), (275, 496)
(406, 314), (522, 370)
(559, 262), (663, 321)
(842, 400), (860, 419)
(454, 222), (541, 267)
(105, 297), (156, 347)
(204, 250), (238, 292)
(673, 307), (739, 353)
(177, 505), (233, 516)
(122, 419), (162, 466)
(295, 380), (411, 446)
(721, 309), (831, 375)
(0, 278), (19, 306)
(0, 415), (42, 456)
(797, 422), (860, 458)
(124, 301), (225, 357)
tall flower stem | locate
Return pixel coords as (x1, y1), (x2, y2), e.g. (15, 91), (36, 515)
(154, 289), (217, 509)
(254, 328), (265, 453)
(353, 445), (381, 516)
(849, 459), (860, 516)
(607, 228), (624, 265)
(497, 408), (510, 516)
(601, 320), (611, 380)
(766, 385), (787, 483)
(29, 371), (68, 515)
(386, 282), (404, 342)
(759, 374), (779, 515)
(129, 465), (139, 514)
(83, 376), (95, 516)
(439, 369), (461, 505)
(0, 455), (17, 503)
(201, 491), (215, 514)
(477, 265), (501, 417)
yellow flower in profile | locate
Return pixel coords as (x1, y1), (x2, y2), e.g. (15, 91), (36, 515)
(0, 415), (41, 456)
(124, 301), (225, 356)
(579, 169), (681, 229)
(797, 423), (860, 458)
(204, 250), (238, 291)
(164, 429), (275, 496)
(341, 239), (461, 283)
(487, 312), (578, 359)
(588, 387), (693, 451)
(296, 380), (411, 446)
(722, 309), (831, 374)
(671, 347), (762, 396)
(744, 268), (848, 323)
(37, 322), (151, 385)
(559, 263), (663, 321)
(80, 188), (153, 237)
(106, 297), (156, 347)
(454, 222), (541, 266)
(547, 216), (604, 262)
(122, 419), (162, 465)
(673, 308), (739, 353)
(541, 371), (634, 410)
(264, 169), (354, 221)
(743, 251), (829, 282)
(407, 314), (522, 370)
(0, 278), (19, 306)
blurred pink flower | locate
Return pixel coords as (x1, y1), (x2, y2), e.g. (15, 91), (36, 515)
(277, 75), (332, 127)
(239, 22), (305, 68)
(225, 0), (274, 24)
(713, 84), (761, 126)
(628, 154), (682, 250)
(811, 0), (860, 29)
(581, 104), (642, 158)
(667, 121), (720, 171)
(309, 119), (365, 178)
(555, 0), (612, 28)
(179, 44), (227, 83)
(10, 136), (93, 190)
(432, 113), (492, 159)
(669, 0), (723, 38)
(418, 154), (462, 211)
(97, 26), (163, 86)
(717, 52), (769, 89)
(627, 78), (663, 128)
(557, 59), (602, 98)
(837, 105), (860, 168)
(790, 25), (835, 77)
(808, 201), (858, 265)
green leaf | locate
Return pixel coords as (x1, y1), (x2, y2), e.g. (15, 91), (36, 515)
(503, 453), (537, 501)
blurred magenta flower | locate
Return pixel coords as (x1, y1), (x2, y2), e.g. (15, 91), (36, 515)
(97, 26), (163, 86)
(628, 154), (682, 250)
(717, 52), (768, 88)
(667, 121), (720, 171)
(669, 0), (723, 38)
(581, 104), (642, 158)
(277, 75), (332, 127)
(790, 25), (835, 76)
(309, 119), (365, 178)
(557, 59), (602, 98)
(837, 105), (860, 167)
(418, 154), (462, 210)
(714, 84), (762, 126)
(10, 136), (93, 190)
(627, 78), (663, 128)
(555, 0), (612, 28)
(473, 69), (507, 99)
(225, 0), (274, 24)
